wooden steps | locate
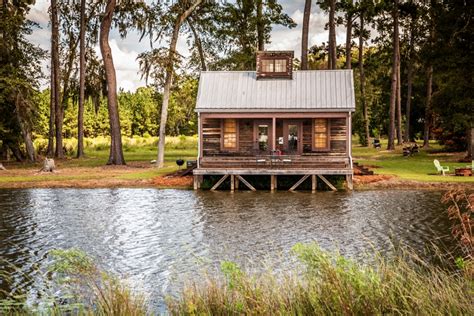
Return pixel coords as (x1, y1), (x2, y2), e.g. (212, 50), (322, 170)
(353, 162), (374, 175)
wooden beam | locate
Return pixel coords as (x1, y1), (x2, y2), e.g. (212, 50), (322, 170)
(346, 174), (353, 190)
(235, 176), (239, 190)
(230, 175), (235, 192)
(317, 175), (337, 191)
(193, 175), (198, 190)
(289, 174), (310, 192)
(312, 174), (317, 193)
(272, 117), (276, 151)
(210, 174), (229, 191)
(271, 175), (276, 191)
(236, 175), (256, 191)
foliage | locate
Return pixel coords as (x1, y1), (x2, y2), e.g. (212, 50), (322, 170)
(442, 190), (474, 262)
(167, 243), (473, 315)
(0, 0), (45, 157)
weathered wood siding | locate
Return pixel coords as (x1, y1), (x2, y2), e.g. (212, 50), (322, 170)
(329, 118), (347, 153)
(239, 119), (254, 155)
(202, 117), (347, 157)
(202, 118), (221, 156)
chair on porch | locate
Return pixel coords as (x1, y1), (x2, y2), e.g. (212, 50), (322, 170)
(433, 159), (449, 176)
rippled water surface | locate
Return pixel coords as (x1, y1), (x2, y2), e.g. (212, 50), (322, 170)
(0, 189), (452, 310)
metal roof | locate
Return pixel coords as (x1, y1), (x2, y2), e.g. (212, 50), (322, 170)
(196, 70), (355, 113)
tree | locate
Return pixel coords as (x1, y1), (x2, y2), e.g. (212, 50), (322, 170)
(328, 0), (337, 69)
(301, 0), (312, 70)
(387, 0), (399, 150)
(256, 0), (264, 51)
(214, 0), (295, 70)
(77, 0), (86, 158)
(99, 0), (125, 165)
(0, 0), (45, 162)
(51, 0), (63, 158)
(342, 0), (354, 69)
(156, 0), (203, 168)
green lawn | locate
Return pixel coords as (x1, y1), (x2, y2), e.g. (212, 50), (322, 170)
(0, 136), (472, 186)
(353, 138), (473, 183)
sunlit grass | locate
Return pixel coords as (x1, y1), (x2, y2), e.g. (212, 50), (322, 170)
(353, 138), (472, 183)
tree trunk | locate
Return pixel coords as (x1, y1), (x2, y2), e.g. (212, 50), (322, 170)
(47, 51), (55, 157)
(423, 65), (433, 148)
(22, 129), (36, 162)
(404, 18), (415, 143)
(51, 0), (62, 158)
(396, 47), (402, 145)
(359, 14), (369, 147)
(387, 0), (399, 150)
(467, 127), (474, 159)
(187, 18), (207, 71)
(99, 0), (125, 165)
(345, 11), (352, 69)
(157, 0), (202, 168)
(301, 0), (311, 70)
(328, 0), (337, 69)
(256, 0), (264, 51)
(77, 0), (86, 158)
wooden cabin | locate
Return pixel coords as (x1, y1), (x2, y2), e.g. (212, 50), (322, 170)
(193, 51), (355, 191)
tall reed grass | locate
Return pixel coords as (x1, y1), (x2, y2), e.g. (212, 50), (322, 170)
(33, 135), (198, 156)
(166, 243), (473, 315)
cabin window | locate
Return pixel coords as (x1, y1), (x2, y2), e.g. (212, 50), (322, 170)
(223, 119), (237, 149)
(261, 58), (287, 73)
(313, 119), (329, 150)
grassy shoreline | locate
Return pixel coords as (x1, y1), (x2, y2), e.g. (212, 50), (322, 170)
(0, 137), (472, 190)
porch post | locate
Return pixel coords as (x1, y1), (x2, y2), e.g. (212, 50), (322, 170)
(272, 117), (276, 151)
(198, 113), (203, 168)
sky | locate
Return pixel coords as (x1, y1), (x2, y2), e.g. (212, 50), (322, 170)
(26, 0), (348, 92)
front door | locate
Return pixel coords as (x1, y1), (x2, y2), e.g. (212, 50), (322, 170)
(254, 120), (272, 153)
(283, 121), (302, 154)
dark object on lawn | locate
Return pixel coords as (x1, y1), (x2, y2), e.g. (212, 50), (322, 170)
(403, 143), (419, 157)
(176, 159), (185, 170)
(373, 139), (381, 149)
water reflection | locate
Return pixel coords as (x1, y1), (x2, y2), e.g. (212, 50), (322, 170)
(0, 188), (452, 310)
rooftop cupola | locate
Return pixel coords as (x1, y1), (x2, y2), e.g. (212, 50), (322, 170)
(256, 51), (293, 80)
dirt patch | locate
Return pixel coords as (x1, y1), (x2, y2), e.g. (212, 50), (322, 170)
(354, 175), (394, 184)
(152, 176), (193, 188)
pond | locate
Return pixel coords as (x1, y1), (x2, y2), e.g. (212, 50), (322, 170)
(0, 188), (453, 311)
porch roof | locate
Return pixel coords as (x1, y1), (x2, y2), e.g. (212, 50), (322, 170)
(196, 70), (355, 113)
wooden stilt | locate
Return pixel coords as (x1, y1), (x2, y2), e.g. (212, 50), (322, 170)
(193, 175), (198, 190)
(236, 175), (256, 191)
(198, 175), (203, 189)
(275, 175), (277, 189)
(271, 175), (276, 192)
(312, 174), (317, 193)
(230, 175), (235, 192)
(289, 174), (310, 192)
(346, 174), (353, 190)
(317, 175), (337, 191)
(210, 174), (229, 191)
(235, 176), (239, 190)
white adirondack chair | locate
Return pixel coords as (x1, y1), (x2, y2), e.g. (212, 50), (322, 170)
(433, 159), (449, 176)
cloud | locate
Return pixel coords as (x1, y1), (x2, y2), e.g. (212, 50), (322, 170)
(269, 4), (347, 59)
(95, 39), (144, 92)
